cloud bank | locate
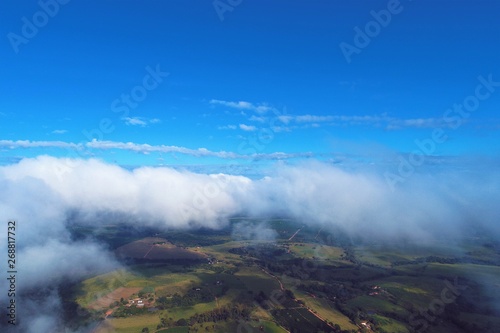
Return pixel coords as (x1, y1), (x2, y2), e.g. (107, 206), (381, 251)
(0, 156), (498, 332)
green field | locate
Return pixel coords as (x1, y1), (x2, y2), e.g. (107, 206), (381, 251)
(71, 221), (500, 333)
(115, 237), (206, 261)
(164, 301), (218, 320)
(294, 291), (358, 331)
(104, 314), (160, 333)
(347, 295), (410, 318)
(288, 243), (345, 260)
(158, 327), (189, 333)
(235, 266), (282, 295)
(372, 314), (409, 333)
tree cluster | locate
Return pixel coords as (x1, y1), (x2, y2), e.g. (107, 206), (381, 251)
(156, 288), (214, 309)
(189, 304), (251, 324)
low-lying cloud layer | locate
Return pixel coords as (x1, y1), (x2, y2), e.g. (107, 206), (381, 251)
(232, 221), (279, 242)
(0, 156), (498, 332)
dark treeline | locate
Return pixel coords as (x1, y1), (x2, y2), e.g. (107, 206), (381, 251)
(392, 256), (500, 266)
(297, 282), (361, 302)
(119, 258), (207, 265)
(228, 246), (287, 259)
(155, 304), (251, 330)
(189, 304), (251, 324)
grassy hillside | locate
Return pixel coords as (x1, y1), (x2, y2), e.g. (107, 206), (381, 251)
(72, 221), (500, 333)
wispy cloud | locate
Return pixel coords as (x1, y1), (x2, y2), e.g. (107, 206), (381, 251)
(275, 113), (451, 130)
(385, 118), (452, 130)
(218, 125), (237, 130)
(209, 99), (275, 114)
(218, 123), (260, 132)
(0, 140), (79, 149)
(271, 126), (293, 133)
(209, 100), (455, 131)
(51, 129), (68, 135)
(294, 115), (336, 123)
(239, 124), (257, 132)
(0, 139), (310, 160)
(88, 140), (312, 160)
(87, 140), (239, 158)
(249, 115), (267, 123)
(276, 115), (293, 124)
(123, 117), (161, 127)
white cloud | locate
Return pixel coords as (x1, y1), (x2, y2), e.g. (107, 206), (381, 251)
(239, 124), (257, 132)
(277, 115), (293, 124)
(279, 114), (384, 125)
(0, 140), (79, 149)
(249, 115), (267, 123)
(275, 113), (450, 130)
(87, 140), (241, 159)
(0, 139), (307, 160)
(209, 100), (443, 131)
(218, 125), (237, 130)
(271, 125), (293, 133)
(123, 117), (161, 127)
(210, 99), (275, 114)
(51, 129), (68, 135)
(1, 157), (498, 249)
(295, 115), (336, 123)
(124, 117), (147, 126)
(3, 157), (497, 239)
(386, 118), (450, 130)
(1, 156), (499, 331)
(232, 221), (278, 241)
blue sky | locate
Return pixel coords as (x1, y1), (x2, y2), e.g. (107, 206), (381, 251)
(1, 0), (499, 169)
(3, 5), (500, 330)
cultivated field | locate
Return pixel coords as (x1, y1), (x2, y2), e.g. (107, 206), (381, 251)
(71, 220), (500, 333)
(115, 237), (206, 261)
